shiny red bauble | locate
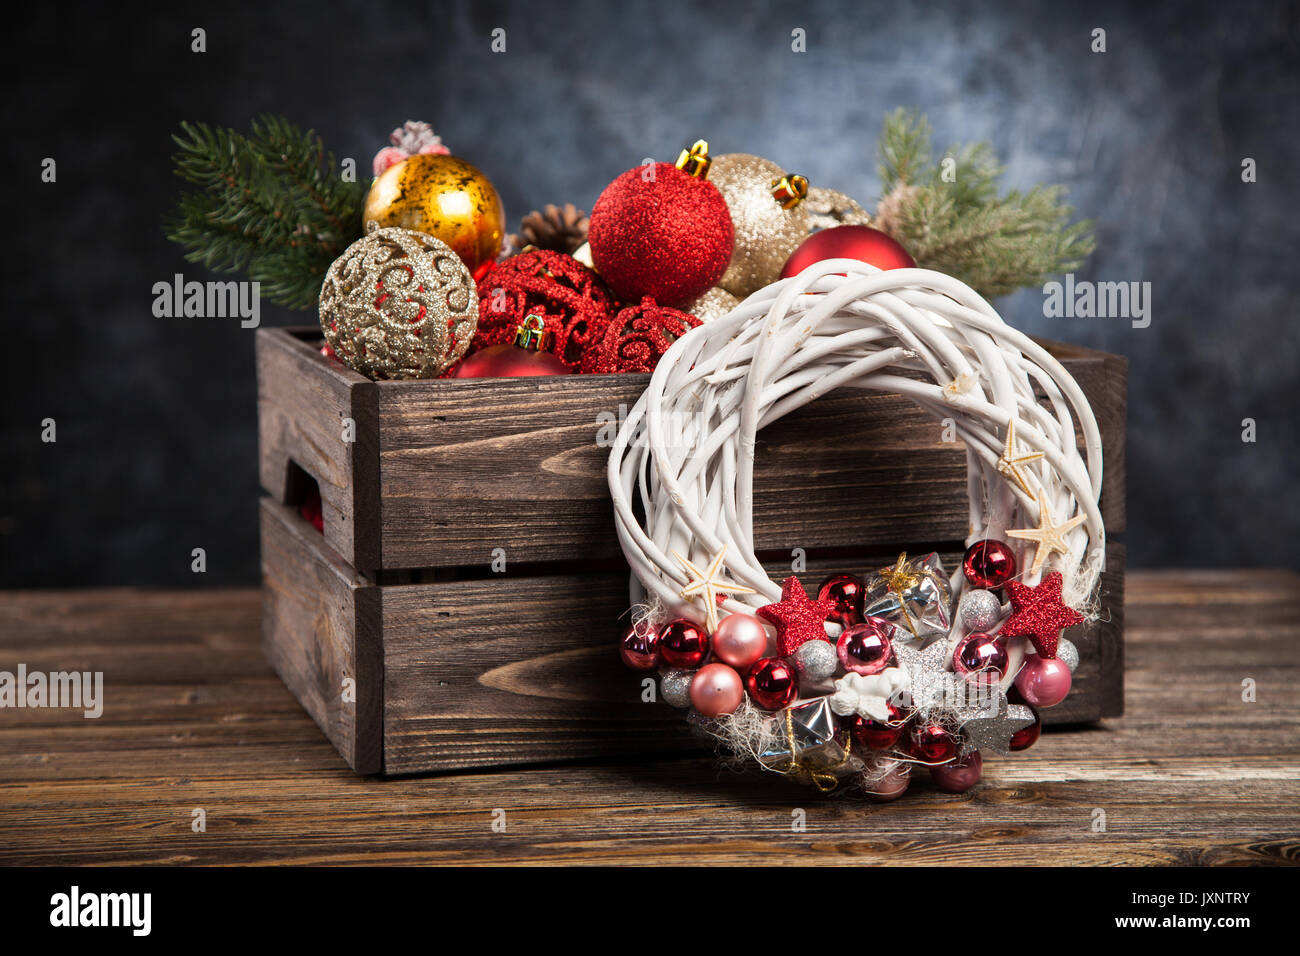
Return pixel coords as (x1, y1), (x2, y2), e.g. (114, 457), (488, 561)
(618, 621), (660, 671)
(451, 343), (572, 378)
(906, 722), (958, 764)
(817, 573), (865, 629)
(848, 701), (905, 751)
(658, 618), (710, 669)
(930, 750), (983, 793)
(962, 539), (1018, 591)
(953, 631), (1009, 681)
(588, 163), (734, 307)
(779, 224), (916, 278)
(836, 618), (894, 675)
(745, 657), (799, 711)
(1009, 704), (1043, 751)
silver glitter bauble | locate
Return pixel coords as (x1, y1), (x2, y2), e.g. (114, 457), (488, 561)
(709, 153), (813, 298)
(320, 227), (478, 379)
(793, 640), (838, 681)
(958, 588), (1003, 632)
(684, 285), (740, 323)
(1056, 638), (1080, 673)
(659, 669), (694, 708)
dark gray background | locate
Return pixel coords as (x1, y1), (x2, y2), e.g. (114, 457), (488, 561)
(3, 0), (1297, 587)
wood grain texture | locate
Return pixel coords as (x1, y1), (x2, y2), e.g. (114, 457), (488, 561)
(259, 328), (1126, 572)
(261, 498), (1123, 774)
(260, 499), (382, 773)
(0, 570), (1294, 866)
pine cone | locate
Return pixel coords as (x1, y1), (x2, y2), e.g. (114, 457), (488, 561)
(510, 203), (590, 255)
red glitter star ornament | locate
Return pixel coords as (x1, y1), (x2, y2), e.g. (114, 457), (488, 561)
(757, 576), (837, 658)
(999, 571), (1083, 658)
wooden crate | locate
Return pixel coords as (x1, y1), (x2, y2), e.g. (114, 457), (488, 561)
(257, 326), (1126, 775)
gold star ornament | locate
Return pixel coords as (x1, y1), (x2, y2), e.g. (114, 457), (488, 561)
(996, 417), (1045, 498)
(675, 546), (756, 633)
(1007, 490), (1087, 576)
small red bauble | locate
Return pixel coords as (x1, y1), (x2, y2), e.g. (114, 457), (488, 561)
(836, 618), (894, 675)
(299, 485), (325, 534)
(779, 224), (915, 278)
(451, 343), (571, 378)
(1009, 705), (1043, 751)
(962, 539), (1018, 591)
(618, 621), (660, 671)
(745, 657), (799, 711)
(817, 573), (865, 629)
(658, 618), (710, 669)
(953, 631), (1009, 681)
(906, 722), (958, 765)
(930, 750), (983, 793)
(849, 702), (905, 751)
(588, 163), (734, 308)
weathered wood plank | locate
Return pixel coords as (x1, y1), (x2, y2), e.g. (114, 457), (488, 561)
(259, 499), (382, 773)
(0, 571), (1295, 865)
(260, 328), (1125, 571)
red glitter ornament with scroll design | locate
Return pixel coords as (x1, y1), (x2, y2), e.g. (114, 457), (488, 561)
(579, 297), (702, 374)
(473, 250), (616, 370)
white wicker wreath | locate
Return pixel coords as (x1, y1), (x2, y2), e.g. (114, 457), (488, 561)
(607, 259), (1106, 798)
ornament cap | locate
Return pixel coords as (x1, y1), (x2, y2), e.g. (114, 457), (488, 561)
(513, 314), (553, 352)
(770, 173), (810, 209)
(675, 139), (712, 179)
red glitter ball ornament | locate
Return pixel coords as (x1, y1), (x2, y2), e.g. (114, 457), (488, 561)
(962, 539), (1018, 591)
(745, 657), (799, 711)
(588, 163), (734, 307)
(817, 573), (865, 629)
(618, 620), (660, 671)
(779, 224), (915, 278)
(579, 297), (702, 374)
(473, 250), (616, 369)
(658, 618), (710, 669)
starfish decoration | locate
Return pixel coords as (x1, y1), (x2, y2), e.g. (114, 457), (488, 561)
(996, 417), (1045, 497)
(757, 576), (836, 658)
(1000, 571), (1084, 658)
(675, 546), (756, 634)
(1006, 489), (1086, 576)
(961, 701), (1037, 756)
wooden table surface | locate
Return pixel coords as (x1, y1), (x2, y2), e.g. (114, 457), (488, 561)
(1, 570), (1297, 866)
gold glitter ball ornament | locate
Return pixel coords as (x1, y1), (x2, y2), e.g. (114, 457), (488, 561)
(319, 227), (479, 380)
(362, 153), (505, 273)
(710, 153), (814, 298)
(684, 286), (740, 323)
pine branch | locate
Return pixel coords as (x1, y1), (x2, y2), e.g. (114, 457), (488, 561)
(163, 117), (367, 310)
(874, 110), (1095, 300)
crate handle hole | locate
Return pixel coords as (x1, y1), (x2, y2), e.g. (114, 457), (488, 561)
(283, 459), (324, 534)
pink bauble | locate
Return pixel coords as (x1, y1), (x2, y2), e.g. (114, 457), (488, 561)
(836, 618), (894, 675)
(712, 613), (769, 669)
(930, 751), (983, 793)
(689, 663), (744, 717)
(953, 631), (1009, 682)
(1014, 655), (1073, 707)
(864, 765), (911, 802)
